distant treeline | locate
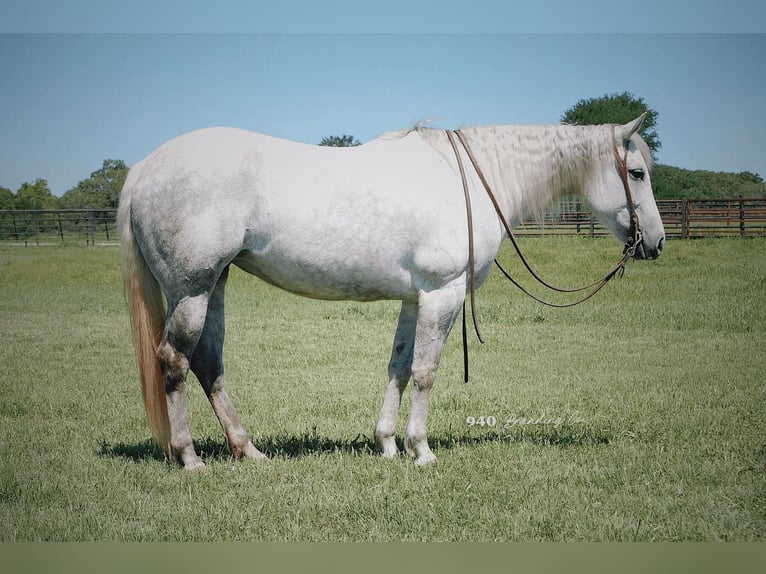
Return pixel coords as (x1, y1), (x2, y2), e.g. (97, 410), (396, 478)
(652, 165), (764, 200)
(0, 160), (128, 211)
(1, 158), (764, 211)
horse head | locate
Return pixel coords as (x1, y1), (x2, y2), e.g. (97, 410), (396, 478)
(586, 114), (665, 260)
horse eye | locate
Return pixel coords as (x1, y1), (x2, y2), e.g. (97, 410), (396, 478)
(628, 168), (645, 181)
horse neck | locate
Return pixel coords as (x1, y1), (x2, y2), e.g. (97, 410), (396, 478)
(460, 124), (611, 223)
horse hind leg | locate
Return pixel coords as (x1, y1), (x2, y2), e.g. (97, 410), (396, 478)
(190, 266), (266, 462)
(157, 291), (211, 472)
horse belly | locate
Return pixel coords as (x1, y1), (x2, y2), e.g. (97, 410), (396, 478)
(232, 240), (414, 302)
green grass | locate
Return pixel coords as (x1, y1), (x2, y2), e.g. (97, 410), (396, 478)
(0, 238), (764, 541)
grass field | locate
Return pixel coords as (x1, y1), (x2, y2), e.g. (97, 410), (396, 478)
(0, 237), (764, 541)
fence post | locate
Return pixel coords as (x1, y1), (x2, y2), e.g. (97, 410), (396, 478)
(739, 195), (745, 237)
(683, 199), (690, 240)
(575, 199), (581, 234)
(86, 211), (93, 246)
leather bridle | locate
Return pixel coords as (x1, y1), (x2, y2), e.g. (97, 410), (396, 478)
(447, 127), (643, 382)
(612, 124), (643, 258)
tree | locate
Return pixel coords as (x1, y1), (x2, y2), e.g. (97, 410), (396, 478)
(651, 165), (765, 200)
(59, 159), (128, 209)
(0, 186), (14, 209)
(318, 134), (361, 147)
(13, 179), (58, 210)
(561, 92), (661, 159)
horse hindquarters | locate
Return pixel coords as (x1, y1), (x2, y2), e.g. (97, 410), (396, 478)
(120, 214), (211, 470)
(121, 200), (263, 471)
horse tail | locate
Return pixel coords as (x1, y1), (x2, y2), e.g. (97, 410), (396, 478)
(118, 167), (171, 456)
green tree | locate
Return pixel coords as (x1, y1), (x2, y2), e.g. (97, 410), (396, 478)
(59, 159), (129, 209)
(0, 186), (14, 209)
(652, 165), (765, 200)
(561, 92), (661, 158)
(318, 134), (361, 147)
(13, 179), (58, 210)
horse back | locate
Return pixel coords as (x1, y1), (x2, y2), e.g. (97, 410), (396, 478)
(123, 127), (476, 301)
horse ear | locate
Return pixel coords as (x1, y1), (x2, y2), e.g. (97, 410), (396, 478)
(621, 113), (647, 140)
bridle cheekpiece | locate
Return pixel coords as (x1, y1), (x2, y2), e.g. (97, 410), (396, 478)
(611, 124), (643, 258)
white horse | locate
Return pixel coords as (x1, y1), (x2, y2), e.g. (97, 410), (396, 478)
(118, 116), (664, 470)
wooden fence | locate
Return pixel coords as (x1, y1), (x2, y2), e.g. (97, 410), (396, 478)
(1, 199), (765, 246)
(654, 198), (766, 239)
(515, 198), (766, 239)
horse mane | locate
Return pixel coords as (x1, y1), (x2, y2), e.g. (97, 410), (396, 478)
(378, 122), (653, 222)
(434, 124), (617, 220)
(378, 119), (439, 141)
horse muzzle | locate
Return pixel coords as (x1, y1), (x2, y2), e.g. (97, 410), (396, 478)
(633, 235), (665, 260)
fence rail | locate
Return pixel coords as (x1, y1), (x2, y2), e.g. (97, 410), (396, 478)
(0, 209), (118, 246)
(514, 198), (766, 239)
(1, 199), (765, 246)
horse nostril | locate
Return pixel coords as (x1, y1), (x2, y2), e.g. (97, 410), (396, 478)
(657, 237), (665, 254)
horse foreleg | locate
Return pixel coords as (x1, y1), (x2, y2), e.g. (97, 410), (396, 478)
(404, 285), (463, 465)
(375, 301), (417, 457)
(190, 268), (266, 462)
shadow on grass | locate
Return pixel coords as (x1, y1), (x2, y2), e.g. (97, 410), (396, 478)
(428, 422), (614, 456)
(99, 425), (613, 465)
(98, 436), (236, 464)
(97, 431), (376, 464)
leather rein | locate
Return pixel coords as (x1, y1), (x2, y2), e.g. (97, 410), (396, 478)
(446, 127), (643, 382)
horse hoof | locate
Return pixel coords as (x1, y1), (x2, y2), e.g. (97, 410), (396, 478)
(184, 460), (207, 473)
(377, 437), (399, 458)
(414, 452), (437, 466)
(243, 442), (268, 461)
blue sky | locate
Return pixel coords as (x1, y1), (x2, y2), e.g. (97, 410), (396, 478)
(1, 2), (765, 196)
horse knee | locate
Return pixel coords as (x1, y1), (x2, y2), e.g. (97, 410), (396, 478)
(411, 364), (436, 391)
